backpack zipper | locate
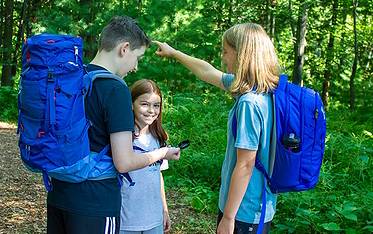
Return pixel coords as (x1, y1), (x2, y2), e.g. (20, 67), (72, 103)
(311, 94), (319, 175)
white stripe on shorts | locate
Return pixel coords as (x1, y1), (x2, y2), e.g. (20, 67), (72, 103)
(104, 216), (117, 234)
(112, 217), (116, 234)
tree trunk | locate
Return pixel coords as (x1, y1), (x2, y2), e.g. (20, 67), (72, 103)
(11, 0), (28, 76)
(268, 0), (276, 41)
(292, 1), (308, 85)
(0, 0), (4, 64)
(349, 0), (358, 110)
(25, 0), (45, 37)
(289, 0), (296, 39)
(1, 0), (14, 87)
(79, 0), (97, 60)
(321, 0), (338, 108)
(337, 3), (348, 75)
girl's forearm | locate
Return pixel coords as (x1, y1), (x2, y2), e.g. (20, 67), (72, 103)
(172, 50), (224, 89)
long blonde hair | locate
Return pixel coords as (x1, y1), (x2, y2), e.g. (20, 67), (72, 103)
(223, 23), (280, 94)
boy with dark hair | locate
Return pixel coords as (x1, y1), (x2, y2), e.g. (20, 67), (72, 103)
(47, 16), (180, 234)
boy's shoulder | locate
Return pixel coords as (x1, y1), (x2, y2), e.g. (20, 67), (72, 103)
(86, 64), (128, 91)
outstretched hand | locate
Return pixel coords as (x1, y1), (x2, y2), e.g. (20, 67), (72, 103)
(164, 147), (180, 161)
(153, 41), (177, 58)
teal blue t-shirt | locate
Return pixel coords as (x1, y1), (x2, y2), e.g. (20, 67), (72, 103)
(218, 73), (277, 223)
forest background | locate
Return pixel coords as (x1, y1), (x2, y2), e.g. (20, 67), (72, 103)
(0, 0), (372, 233)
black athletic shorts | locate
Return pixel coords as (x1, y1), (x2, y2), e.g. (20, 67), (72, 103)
(217, 210), (271, 234)
(47, 205), (120, 234)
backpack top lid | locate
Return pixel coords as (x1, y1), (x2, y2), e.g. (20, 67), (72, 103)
(22, 33), (83, 70)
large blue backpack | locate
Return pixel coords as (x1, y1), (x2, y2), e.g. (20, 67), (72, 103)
(232, 74), (326, 233)
(18, 34), (133, 191)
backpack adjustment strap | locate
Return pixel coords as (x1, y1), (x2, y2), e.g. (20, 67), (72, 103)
(42, 171), (53, 192)
(46, 69), (56, 131)
(257, 178), (267, 234)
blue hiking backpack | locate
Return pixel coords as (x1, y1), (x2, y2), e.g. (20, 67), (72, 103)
(18, 34), (133, 191)
(232, 74), (326, 233)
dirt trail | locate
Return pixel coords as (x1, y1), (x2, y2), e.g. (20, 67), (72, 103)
(0, 124), (214, 234)
(0, 126), (47, 233)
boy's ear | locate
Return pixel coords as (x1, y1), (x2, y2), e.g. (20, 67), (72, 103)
(119, 42), (130, 57)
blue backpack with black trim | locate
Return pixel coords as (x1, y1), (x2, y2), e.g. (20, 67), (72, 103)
(232, 74), (326, 233)
(18, 34), (133, 191)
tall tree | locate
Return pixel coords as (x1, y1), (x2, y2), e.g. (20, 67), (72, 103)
(11, 0), (29, 76)
(337, 2), (348, 76)
(350, 0), (358, 110)
(0, 0), (4, 65)
(321, 0), (338, 108)
(1, 0), (14, 87)
(267, 0), (276, 40)
(292, 0), (308, 85)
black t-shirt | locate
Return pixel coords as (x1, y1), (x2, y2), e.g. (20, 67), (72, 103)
(47, 64), (134, 217)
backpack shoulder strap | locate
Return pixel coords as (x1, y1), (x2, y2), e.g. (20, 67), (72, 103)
(84, 69), (127, 96)
(268, 94), (276, 177)
(277, 74), (288, 91)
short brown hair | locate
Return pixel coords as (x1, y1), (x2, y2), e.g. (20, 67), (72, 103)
(99, 16), (151, 52)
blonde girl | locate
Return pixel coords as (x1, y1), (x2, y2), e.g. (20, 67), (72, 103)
(154, 23), (279, 234)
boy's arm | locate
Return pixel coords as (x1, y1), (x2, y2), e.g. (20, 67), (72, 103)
(217, 148), (256, 234)
(160, 172), (171, 232)
(110, 131), (180, 173)
(153, 41), (224, 90)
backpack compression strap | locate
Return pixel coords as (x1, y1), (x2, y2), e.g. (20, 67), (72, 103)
(117, 145), (164, 187)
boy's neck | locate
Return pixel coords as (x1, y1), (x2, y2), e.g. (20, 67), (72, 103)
(90, 51), (119, 76)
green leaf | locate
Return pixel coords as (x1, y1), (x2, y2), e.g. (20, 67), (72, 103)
(341, 211), (358, 221)
(343, 203), (358, 212)
(363, 130), (373, 138)
(345, 228), (357, 234)
(321, 223), (341, 231)
(359, 155), (369, 163)
(363, 226), (373, 231)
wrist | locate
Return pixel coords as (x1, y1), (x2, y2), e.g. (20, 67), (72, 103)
(160, 147), (168, 159)
(172, 49), (180, 59)
(222, 213), (234, 221)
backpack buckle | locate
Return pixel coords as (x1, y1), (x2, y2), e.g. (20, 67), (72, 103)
(38, 130), (45, 138)
(47, 72), (54, 82)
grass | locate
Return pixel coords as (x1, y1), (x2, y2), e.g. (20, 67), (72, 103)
(1, 84), (372, 233)
(161, 89), (373, 233)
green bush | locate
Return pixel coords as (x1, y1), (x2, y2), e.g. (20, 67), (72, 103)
(0, 86), (18, 122)
(162, 89), (373, 233)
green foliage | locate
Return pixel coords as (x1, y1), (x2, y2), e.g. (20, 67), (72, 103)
(162, 88), (373, 233)
(160, 89), (232, 213)
(1, 0), (373, 232)
(0, 87), (18, 122)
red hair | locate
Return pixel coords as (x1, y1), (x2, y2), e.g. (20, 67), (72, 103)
(130, 79), (168, 147)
